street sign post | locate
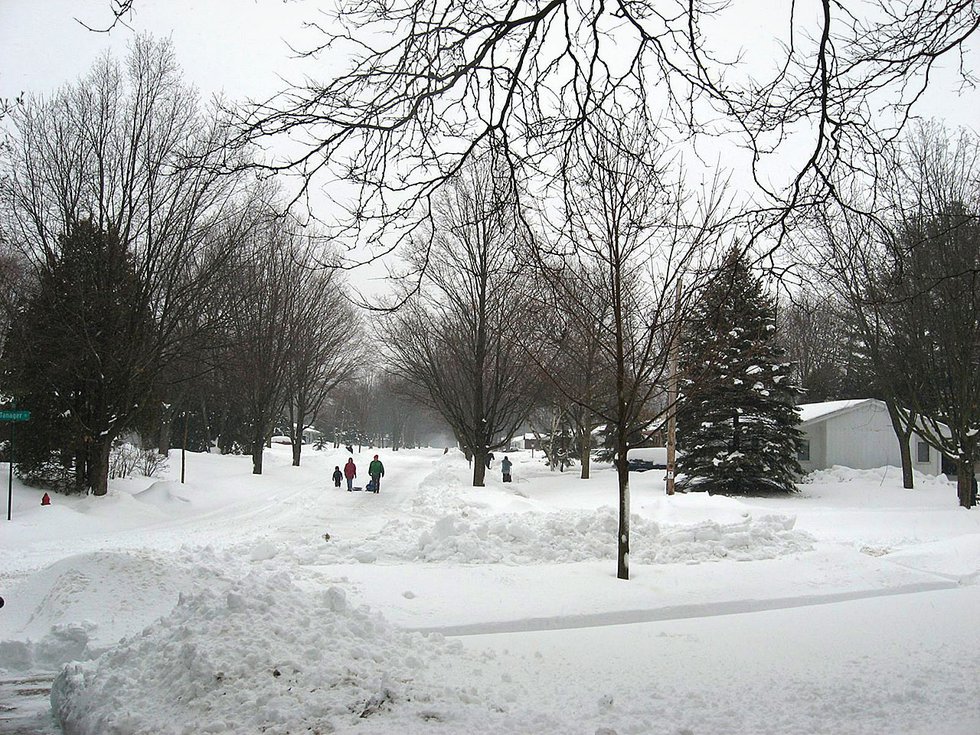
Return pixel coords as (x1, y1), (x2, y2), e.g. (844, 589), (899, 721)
(2, 410), (31, 521)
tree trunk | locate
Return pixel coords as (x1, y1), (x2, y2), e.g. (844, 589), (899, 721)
(616, 431), (630, 580)
(252, 435), (265, 475)
(472, 452), (487, 486)
(884, 400), (915, 489)
(200, 397), (211, 452)
(730, 412), (740, 496)
(291, 407), (305, 467)
(957, 459), (976, 509)
(158, 403), (173, 457)
(88, 438), (111, 496)
(580, 433), (591, 480)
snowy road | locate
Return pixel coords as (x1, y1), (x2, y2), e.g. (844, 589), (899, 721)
(0, 674), (59, 734)
(2, 446), (979, 734)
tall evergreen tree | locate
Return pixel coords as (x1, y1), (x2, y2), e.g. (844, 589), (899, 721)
(3, 219), (156, 494)
(676, 248), (804, 494)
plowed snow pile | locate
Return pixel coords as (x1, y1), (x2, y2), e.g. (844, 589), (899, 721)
(51, 570), (552, 735)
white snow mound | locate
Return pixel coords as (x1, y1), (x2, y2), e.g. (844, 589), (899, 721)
(312, 508), (812, 565)
(50, 570), (539, 735)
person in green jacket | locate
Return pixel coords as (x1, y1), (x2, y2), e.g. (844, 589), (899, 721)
(368, 454), (385, 493)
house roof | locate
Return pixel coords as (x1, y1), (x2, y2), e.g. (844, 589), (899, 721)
(797, 399), (873, 424)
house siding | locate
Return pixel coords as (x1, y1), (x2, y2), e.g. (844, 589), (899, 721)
(826, 401), (898, 470)
(799, 400), (944, 475)
(798, 421), (826, 473)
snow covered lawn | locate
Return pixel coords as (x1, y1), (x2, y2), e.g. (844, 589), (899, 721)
(1, 447), (978, 734)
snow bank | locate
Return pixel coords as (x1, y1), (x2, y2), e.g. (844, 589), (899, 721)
(293, 454), (814, 566)
(50, 570), (540, 735)
(133, 481), (192, 509)
(315, 508), (812, 566)
(803, 465), (952, 490)
(0, 551), (194, 672)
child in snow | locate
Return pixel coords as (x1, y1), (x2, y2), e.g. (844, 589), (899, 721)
(344, 458), (356, 491)
(501, 455), (512, 483)
(332, 466), (343, 488)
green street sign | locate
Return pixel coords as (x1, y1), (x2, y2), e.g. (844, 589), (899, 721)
(0, 410), (30, 422)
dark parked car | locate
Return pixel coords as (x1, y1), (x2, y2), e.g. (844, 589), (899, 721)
(627, 458), (666, 472)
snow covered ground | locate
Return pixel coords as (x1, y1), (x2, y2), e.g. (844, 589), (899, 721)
(1, 446), (978, 734)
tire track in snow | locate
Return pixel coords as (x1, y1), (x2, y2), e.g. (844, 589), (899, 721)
(412, 580), (962, 636)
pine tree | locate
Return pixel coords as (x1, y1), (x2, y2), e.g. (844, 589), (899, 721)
(2, 220), (157, 494)
(676, 248), (804, 494)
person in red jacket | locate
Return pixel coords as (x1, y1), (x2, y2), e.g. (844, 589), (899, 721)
(343, 457), (357, 491)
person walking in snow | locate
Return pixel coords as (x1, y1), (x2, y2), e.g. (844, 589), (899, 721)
(343, 457), (356, 491)
(368, 454), (385, 494)
(501, 455), (513, 483)
(332, 465), (343, 488)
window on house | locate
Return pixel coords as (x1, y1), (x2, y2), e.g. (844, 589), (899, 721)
(797, 439), (811, 462)
(916, 441), (931, 463)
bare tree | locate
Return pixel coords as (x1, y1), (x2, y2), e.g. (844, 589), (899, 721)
(379, 155), (540, 486)
(233, 1), (979, 265)
(807, 122), (980, 502)
(776, 288), (855, 403)
(806, 205), (925, 490)
(878, 125), (980, 508)
(215, 207), (308, 475)
(0, 37), (244, 495)
(284, 248), (362, 466)
(531, 122), (721, 580)
(524, 261), (612, 480)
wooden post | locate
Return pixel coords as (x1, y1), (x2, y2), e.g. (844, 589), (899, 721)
(666, 276), (682, 495)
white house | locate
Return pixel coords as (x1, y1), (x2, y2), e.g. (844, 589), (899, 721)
(796, 399), (944, 476)
(301, 427), (322, 445)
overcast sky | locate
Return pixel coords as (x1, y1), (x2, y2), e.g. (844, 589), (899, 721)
(0, 0), (322, 103)
(2, 0), (978, 285)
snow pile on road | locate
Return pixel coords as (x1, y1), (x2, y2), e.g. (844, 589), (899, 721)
(306, 454), (814, 566)
(50, 569), (550, 735)
(319, 508), (812, 565)
(0, 550), (201, 672)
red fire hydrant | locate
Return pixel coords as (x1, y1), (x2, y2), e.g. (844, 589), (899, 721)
(41, 492), (51, 506)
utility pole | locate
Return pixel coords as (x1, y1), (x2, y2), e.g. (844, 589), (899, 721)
(181, 411), (189, 484)
(666, 276), (682, 495)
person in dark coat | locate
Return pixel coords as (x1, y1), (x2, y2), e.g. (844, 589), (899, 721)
(343, 458), (357, 491)
(332, 466), (343, 488)
(501, 455), (513, 482)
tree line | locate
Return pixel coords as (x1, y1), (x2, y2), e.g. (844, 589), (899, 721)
(3, 0), (979, 585)
(215, 0), (978, 583)
(0, 38), (451, 495)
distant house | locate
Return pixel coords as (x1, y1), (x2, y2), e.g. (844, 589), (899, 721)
(521, 432), (541, 450)
(302, 427), (322, 445)
(796, 399), (944, 475)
